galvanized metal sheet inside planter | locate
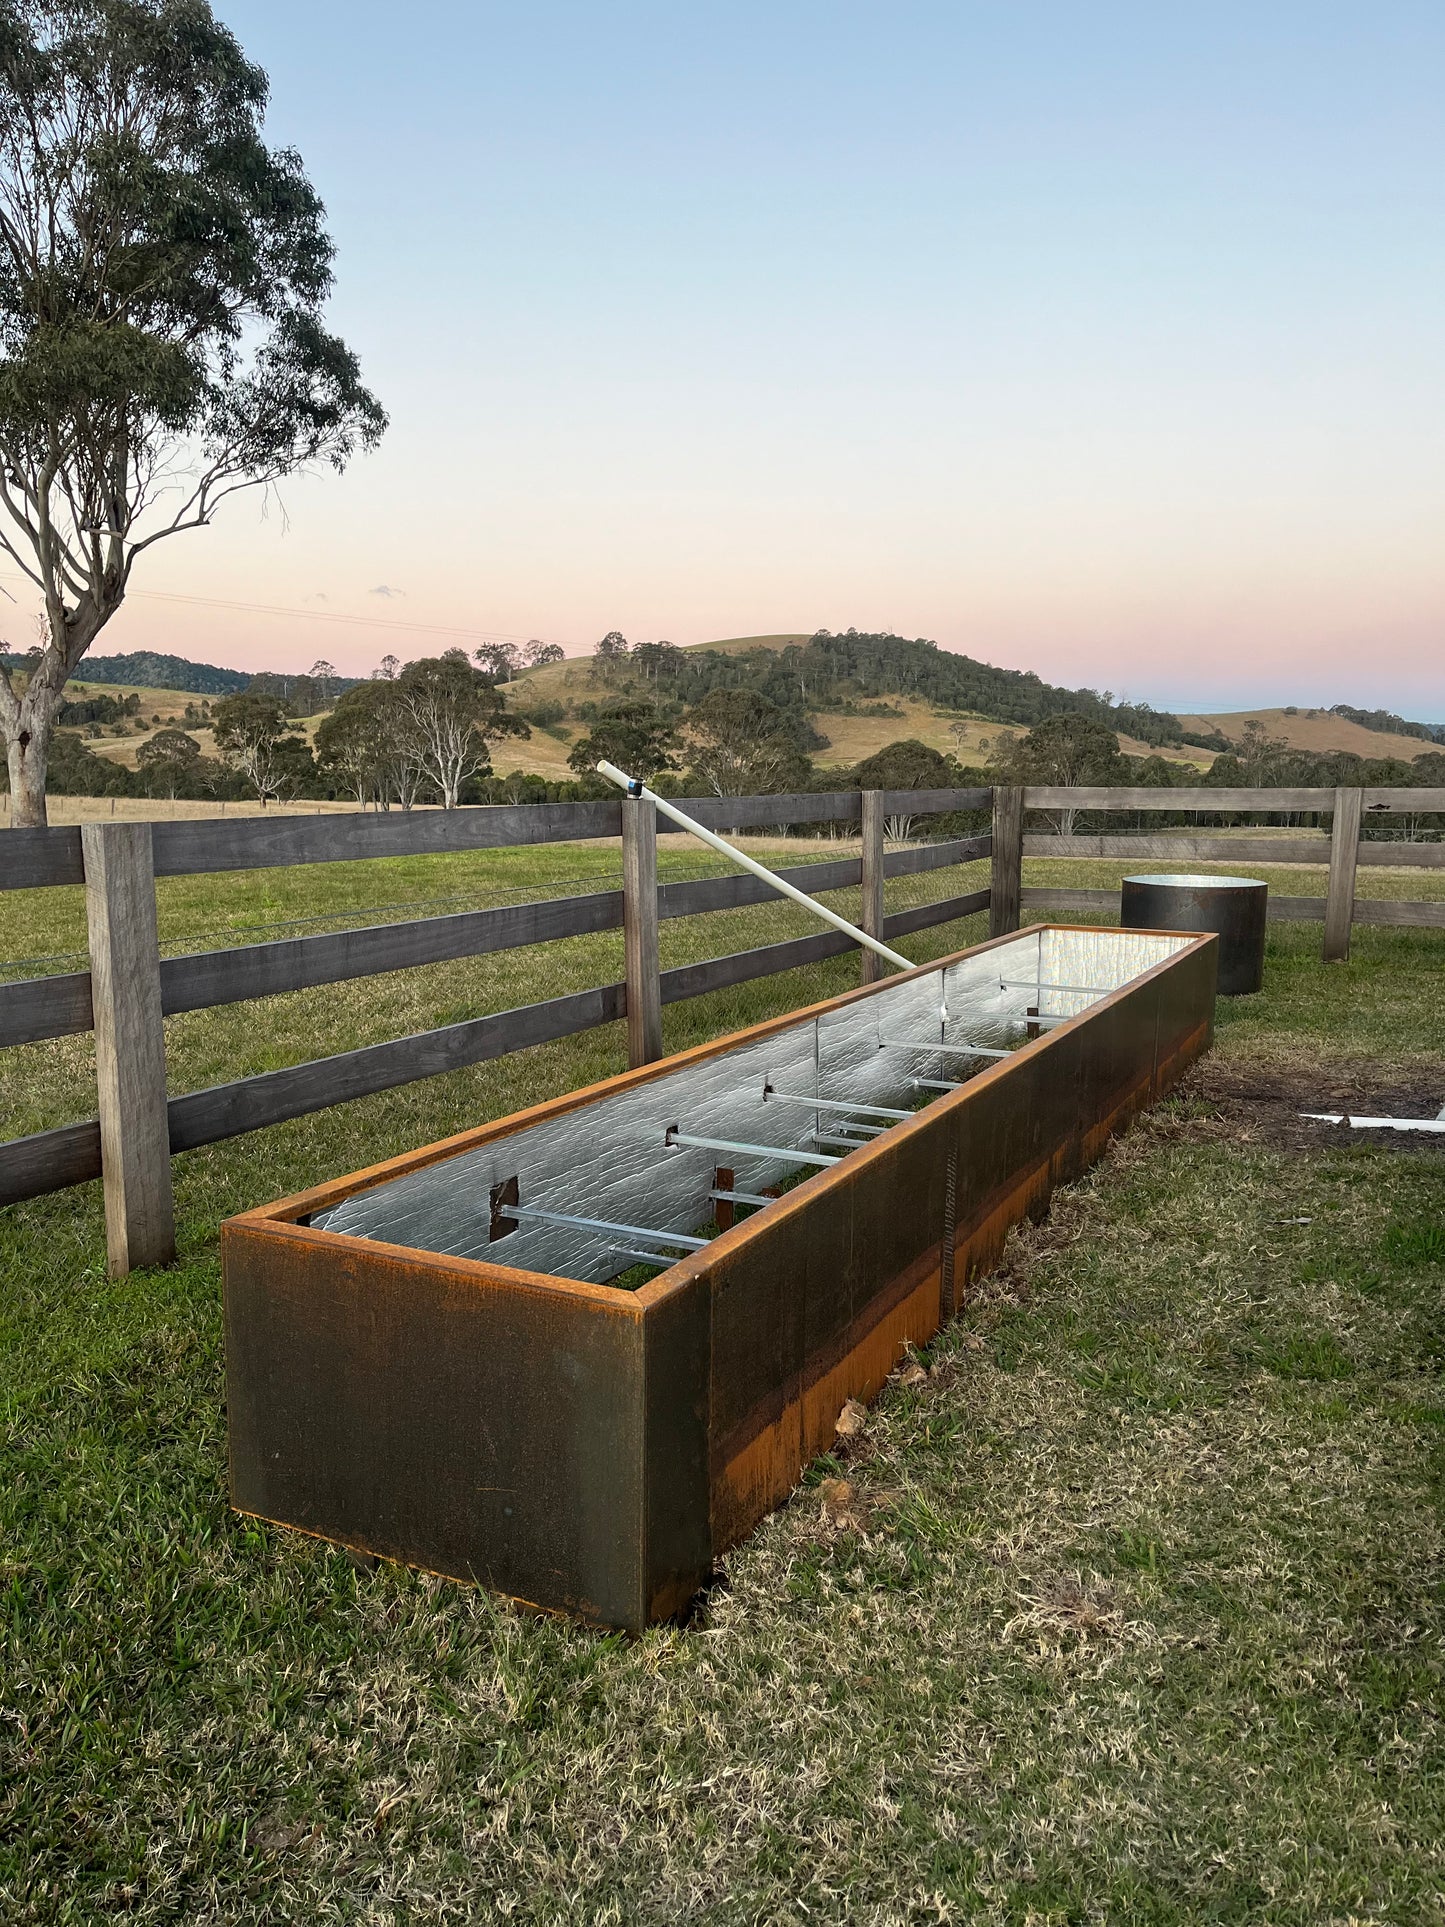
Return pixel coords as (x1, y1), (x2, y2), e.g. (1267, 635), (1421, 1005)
(223, 923), (1217, 1629)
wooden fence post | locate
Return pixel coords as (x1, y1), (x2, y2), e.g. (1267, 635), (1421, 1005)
(81, 822), (175, 1275)
(859, 790), (885, 985)
(990, 786), (1023, 937)
(621, 795), (663, 1067)
(1324, 786), (1362, 963)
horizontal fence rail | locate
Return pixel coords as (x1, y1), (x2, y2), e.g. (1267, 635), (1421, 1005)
(2, 781), (1441, 1272)
(1021, 786), (1445, 813)
(0, 793), (993, 1241)
(0, 789), (995, 893)
(0, 886), (996, 1211)
(1022, 834), (1445, 867)
(1019, 887), (1445, 929)
(0, 834), (992, 1048)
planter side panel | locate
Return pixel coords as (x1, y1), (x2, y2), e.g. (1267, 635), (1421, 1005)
(224, 1225), (646, 1628)
(705, 952), (1211, 1558)
(1153, 934), (1218, 1095)
(641, 1274), (713, 1622)
(706, 1103), (955, 1550)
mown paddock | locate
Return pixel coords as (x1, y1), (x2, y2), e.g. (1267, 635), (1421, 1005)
(2, 789), (1445, 1919)
(2, 781), (1442, 1282)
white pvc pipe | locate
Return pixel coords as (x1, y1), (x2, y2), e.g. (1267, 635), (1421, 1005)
(595, 759), (916, 976)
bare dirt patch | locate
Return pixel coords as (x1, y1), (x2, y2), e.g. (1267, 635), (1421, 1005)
(1169, 1057), (1445, 1154)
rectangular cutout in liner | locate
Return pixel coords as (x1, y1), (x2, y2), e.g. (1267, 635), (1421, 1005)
(223, 924), (1216, 1629)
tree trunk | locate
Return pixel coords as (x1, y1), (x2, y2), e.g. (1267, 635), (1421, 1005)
(5, 701), (55, 828)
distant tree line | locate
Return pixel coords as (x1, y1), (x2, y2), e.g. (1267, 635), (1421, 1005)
(6, 622), (1442, 839)
(1328, 703), (1445, 746)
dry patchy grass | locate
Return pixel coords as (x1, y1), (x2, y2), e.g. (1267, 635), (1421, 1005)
(1, 851), (1443, 1924)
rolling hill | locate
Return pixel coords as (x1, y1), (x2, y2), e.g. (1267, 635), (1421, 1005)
(503, 634), (1217, 777)
(39, 633), (1441, 784)
(1177, 708), (1437, 764)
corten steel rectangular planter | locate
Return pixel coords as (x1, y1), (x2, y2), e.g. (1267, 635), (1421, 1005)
(223, 923), (1216, 1629)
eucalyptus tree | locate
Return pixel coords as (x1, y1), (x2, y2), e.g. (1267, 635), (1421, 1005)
(684, 688), (808, 797)
(394, 652), (529, 810)
(314, 680), (389, 806)
(567, 696), (679, 783)
(136, 723), (199, 798)
(0, 0), (385, 824)
(211, 688), (298, 805)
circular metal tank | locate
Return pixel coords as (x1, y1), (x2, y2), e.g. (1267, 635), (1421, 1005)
(1120, 873), (1267, 996)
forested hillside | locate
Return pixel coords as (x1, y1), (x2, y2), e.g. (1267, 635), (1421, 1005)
(568, 629), (1219, 753)
(0, 650), (254, 695)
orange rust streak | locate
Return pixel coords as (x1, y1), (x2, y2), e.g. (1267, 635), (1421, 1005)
(712, 1268), (942, 1544)
(707, 1051), (1208, 1555)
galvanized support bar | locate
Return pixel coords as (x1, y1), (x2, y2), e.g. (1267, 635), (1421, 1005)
(997, 978), (1105, 997)
(877, 1037), (1012, 1060)
(763, 1090), (914, 1120)
(499, 1203), (708, 1250)
(665, 1129), (840, 1169)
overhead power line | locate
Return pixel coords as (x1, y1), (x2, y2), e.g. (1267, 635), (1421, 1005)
(0, 574), (580, 653)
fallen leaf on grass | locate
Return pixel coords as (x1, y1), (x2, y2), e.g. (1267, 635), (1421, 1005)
(834, 1399), (869, 1439)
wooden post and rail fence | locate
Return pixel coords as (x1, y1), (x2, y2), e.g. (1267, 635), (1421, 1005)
(1, 782), (1441, 1276)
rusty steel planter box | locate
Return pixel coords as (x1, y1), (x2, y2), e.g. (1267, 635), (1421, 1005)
(223, 924), (1216, 1629)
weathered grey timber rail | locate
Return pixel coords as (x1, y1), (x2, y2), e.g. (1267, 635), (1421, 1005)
(3, 780), (1442, 1276)
(1012, 786), (1445, 957)
(0, 791), (992, 1262)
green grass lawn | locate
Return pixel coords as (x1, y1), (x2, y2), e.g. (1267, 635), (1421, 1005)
(2, 841), (1444, 1923)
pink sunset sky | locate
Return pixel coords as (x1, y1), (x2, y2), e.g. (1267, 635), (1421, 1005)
(16, 2), (1442, 717)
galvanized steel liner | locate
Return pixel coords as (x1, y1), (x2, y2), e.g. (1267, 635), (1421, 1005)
(315, 927), (1194, 1282)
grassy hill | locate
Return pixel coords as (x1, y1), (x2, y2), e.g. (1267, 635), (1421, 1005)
(503, 634), (1217, 777)
(1178, 707), (1435, 764)
(42, 637), (1440, 785)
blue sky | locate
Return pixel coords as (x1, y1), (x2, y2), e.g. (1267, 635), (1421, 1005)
(78, 2), (1445, 715)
